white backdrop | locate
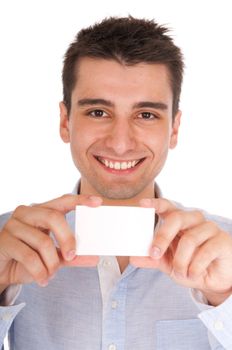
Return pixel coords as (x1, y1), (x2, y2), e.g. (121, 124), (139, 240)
(0, 0), (231, 220)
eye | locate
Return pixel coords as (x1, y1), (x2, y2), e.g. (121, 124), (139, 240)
(88, 109), (108, 118)
(139, 112), (158, 120)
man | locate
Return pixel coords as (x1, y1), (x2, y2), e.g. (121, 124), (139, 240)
(0, 16), (232, 350)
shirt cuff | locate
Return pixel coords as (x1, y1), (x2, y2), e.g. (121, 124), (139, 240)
(192, 289), (232, 350)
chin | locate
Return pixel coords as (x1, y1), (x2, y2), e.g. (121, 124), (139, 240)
(94, 183), (145, 200)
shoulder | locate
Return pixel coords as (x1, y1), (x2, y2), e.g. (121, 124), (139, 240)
(0, 211), (13, 230)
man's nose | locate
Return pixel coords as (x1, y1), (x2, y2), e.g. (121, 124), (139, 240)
(104, 119), (137, 156)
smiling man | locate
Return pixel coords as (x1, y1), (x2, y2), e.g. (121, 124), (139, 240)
(0, 16), (232, 350)
(60, 58), (180, 202)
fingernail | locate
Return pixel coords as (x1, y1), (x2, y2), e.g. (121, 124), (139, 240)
(39, 279), (49, 287)
(150, 246), (161, 259)
(66, 249), (76, 261)
(89, 196), (102, 204)
(140, 198), (153, 207)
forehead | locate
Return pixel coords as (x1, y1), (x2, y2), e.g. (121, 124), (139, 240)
(72, 57), (173, 104)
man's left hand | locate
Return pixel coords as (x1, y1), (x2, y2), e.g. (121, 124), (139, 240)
(130, 198), (232, 306)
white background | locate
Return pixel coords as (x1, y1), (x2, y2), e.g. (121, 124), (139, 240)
(0, 0), (232, 220)
(0, 1), (232, 348)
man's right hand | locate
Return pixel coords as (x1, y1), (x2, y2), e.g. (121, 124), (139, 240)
(0, 194), (102, 292)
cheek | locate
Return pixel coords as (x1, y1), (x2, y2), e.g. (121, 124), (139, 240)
(69, 121), (99, 157)
(146, 128), (171, 155)
(149, 133), (170, 173)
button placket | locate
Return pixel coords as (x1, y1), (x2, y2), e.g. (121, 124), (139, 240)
(102, 279), (128, 350)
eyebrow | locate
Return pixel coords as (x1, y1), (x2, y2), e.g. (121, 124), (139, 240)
(78, 98), (114, 107)
(133, 101), (168, 110)
(77, 98), (168, 110)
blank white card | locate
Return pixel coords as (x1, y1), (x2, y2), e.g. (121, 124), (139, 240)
(75, 205), (155, 256)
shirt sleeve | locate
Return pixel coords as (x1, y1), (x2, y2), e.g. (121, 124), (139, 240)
(0, 285), (25, 348)
(191, 289), (232, 349)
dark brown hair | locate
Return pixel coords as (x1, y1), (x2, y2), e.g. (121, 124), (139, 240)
(62, 16), (184, 117)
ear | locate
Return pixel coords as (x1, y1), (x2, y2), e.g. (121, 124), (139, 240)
(59, 102), (70, 143)
(169, 110), (182, 149)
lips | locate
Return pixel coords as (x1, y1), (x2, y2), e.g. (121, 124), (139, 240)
(95, 156), (145, 170)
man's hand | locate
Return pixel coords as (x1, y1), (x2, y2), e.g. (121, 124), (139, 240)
(130, 198), (232, 306)
(0, 194), (102, 291)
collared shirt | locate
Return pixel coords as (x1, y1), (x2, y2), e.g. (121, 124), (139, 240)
(0, 192), (232, 349)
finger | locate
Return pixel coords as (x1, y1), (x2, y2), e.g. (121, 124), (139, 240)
(0, 234), (49, 286)
(172, 221), (219, 278)
(12, 195), (103, 262)
(140, 198), (177, 216)
(62, 255), (99, 267)
(38, 194), (103, 213)
(188, 233), (231, 280)
(150, 210), (205, 259)
(12, 205), (76, 262)
(6, 217), (60, 276)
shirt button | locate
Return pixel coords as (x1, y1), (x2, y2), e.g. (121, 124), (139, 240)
(214, 320), (224, 330)
(102, 259), (111, 267)
(111, 300), (118, 309)
(108, 344), (116, 350)
(1, 312), (13, 321)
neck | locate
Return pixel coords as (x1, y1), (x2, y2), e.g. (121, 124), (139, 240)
(117, 256), (130, 273)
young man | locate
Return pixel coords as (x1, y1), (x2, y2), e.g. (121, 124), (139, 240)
(0, 16), (231, 350)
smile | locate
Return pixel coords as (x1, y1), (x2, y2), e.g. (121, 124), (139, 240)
(96, 156), (145, 170)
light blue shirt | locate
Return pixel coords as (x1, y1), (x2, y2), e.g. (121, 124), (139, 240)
(0, 205), (232, 349)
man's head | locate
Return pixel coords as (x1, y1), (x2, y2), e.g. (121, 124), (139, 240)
(60, 16), (183, 202)
(62, 16), (184, 119)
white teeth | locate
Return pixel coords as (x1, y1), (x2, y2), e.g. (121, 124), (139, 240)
(98, 157), (141, 170)
(115, 162), (120, 170)
(121, 162), (128, 170)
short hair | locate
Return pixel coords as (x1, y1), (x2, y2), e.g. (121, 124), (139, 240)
(62, 16), (184, 117)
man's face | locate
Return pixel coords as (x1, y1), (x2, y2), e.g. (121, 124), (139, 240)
(60, 58), (181, 200)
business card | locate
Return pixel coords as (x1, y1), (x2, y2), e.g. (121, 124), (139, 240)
(75, 205), (155, 256)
